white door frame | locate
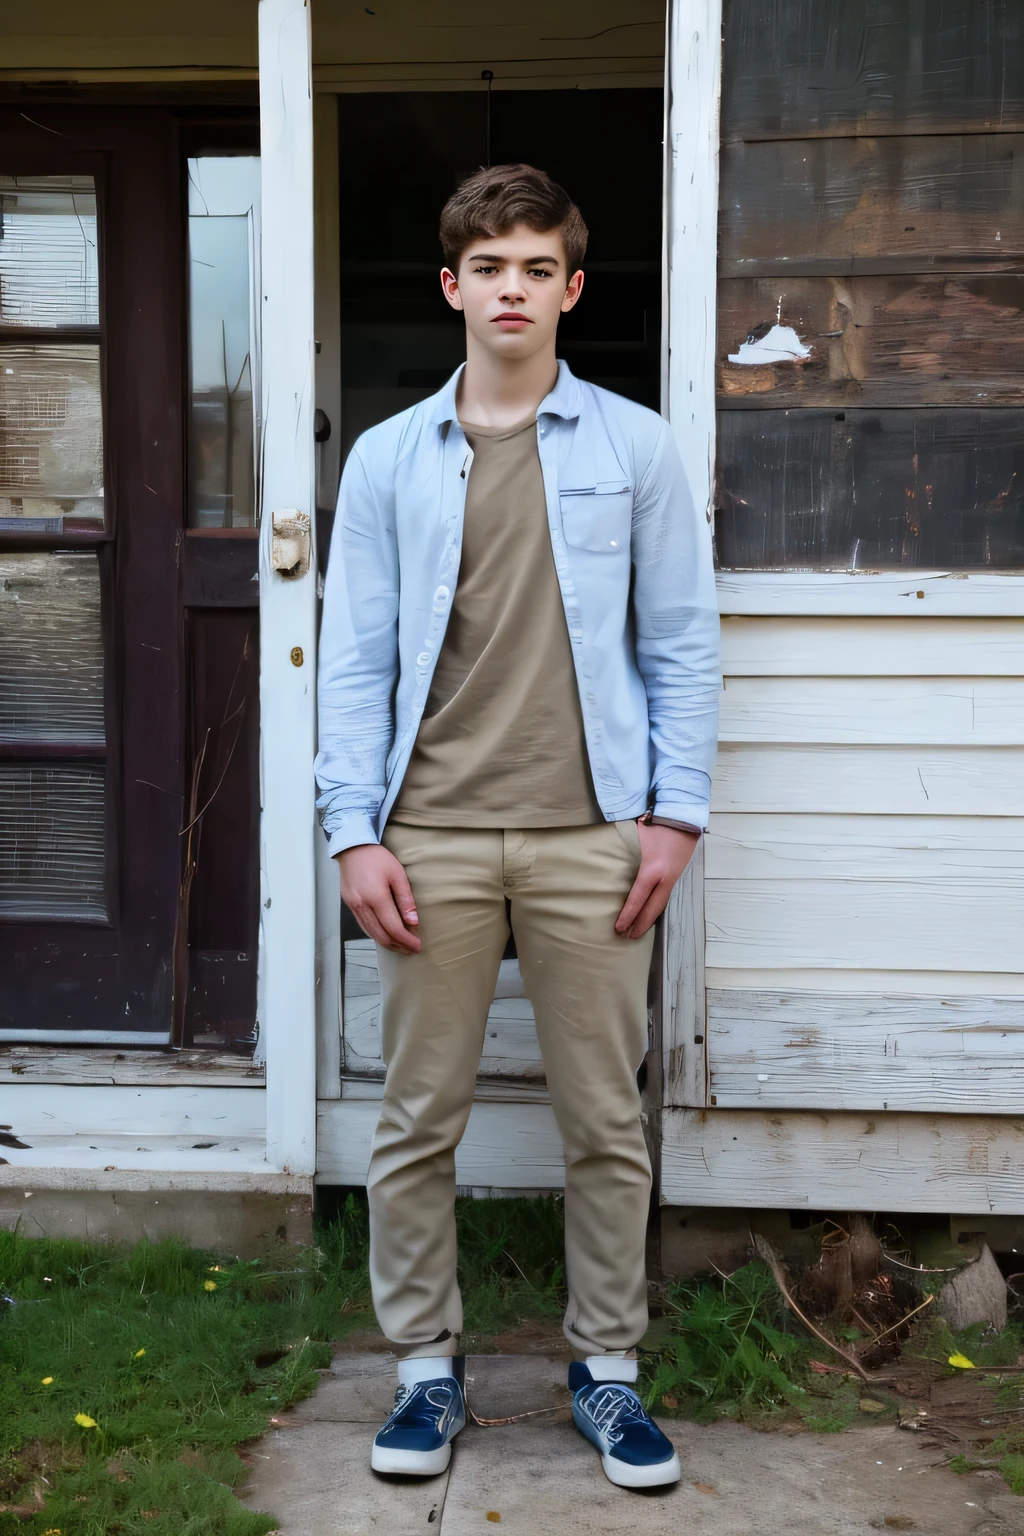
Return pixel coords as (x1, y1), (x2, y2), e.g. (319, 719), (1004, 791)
(257, 0), (318, 1175)
(660, 0), (723, 1117)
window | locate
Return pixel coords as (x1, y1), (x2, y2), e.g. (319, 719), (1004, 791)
(186, 156), (261, 528)
(0, 175), (108, 920)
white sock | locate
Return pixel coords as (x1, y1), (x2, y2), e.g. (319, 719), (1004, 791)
(397, 1355), (455, 1389)
(585, 1352), (639, 1384)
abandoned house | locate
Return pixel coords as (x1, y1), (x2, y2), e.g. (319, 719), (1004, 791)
(1, 0), (1023, 1255)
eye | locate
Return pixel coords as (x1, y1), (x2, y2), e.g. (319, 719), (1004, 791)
(473, 264), (498, 274)
(528, 268), (553, 279)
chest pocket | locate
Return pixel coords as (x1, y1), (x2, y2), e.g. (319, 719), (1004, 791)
(559, 479), (633, 554)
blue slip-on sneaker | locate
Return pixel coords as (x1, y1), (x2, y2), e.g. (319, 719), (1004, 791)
(371, 1370), (466, 1476)
(569, 1363), (681, 1489)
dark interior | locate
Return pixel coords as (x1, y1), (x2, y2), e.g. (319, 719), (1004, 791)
(337, 89), (664, 461)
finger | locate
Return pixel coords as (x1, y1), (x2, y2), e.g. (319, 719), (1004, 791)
(615, 870), (658, 934)
(373, 891), (423, 954)
(353, 905), (395, 950)
(389, 864), (419, 926)
(626, 880), (674, 940)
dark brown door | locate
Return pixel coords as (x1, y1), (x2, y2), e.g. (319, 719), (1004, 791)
(0, 109), (185, 1038)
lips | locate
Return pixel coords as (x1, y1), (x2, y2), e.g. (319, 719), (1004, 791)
(493, 312), (532, 325)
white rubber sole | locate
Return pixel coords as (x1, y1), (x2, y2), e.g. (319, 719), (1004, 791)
(371, 1440), (453, 1477)
(601, 1448), (682, 1489)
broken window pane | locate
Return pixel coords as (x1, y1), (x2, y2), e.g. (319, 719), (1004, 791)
(0, 762), (106, 920)
(0, 343), (104, 530)
(187, 156), (261, 528)
(0, 176), (99, 329)
(0, 552), (104, 745)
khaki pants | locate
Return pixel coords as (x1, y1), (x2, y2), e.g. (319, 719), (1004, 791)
(368, 820), (655, 1361)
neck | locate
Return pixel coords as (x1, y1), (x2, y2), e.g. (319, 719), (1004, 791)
(457, 334), (559, 429)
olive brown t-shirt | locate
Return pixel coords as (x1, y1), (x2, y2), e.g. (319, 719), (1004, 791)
(391, 413), (602, 827)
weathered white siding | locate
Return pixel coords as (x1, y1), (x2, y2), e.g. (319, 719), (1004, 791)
(690, 608), (1024, 1146)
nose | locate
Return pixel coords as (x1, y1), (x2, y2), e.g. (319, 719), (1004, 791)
(498, 271), (526, 303)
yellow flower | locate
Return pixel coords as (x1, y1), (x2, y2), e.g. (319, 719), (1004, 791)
(203, 1279), (218, 1292)
(41, 1376), (54, 1385)
(208, 1265), (222, 1272)
(74, 1413), (98, 1429)
(948, 1352), (975, 1369)
(134, 1348), (146, 1358)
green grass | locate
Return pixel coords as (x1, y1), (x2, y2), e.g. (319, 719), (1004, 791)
(0, 1194), (568, 1535)
(638, 1260), (866, 1431)
(4, 1199), (1020, 1530)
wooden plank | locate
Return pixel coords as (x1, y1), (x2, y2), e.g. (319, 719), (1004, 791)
(662, 838), (707, 1109)
(661, 0), (719, 1120)
(0, 3), (664, 78)
(714, 745), (1024, 816)
(706, 879), (1024, 971)
(718, 276), (1024, 409)
(722, 0), (1024, 140)
(664, 0), (722, 516)
(340, 1076), (551, 1105)
(315, 830), (343, 1100)
(717, 571), (1024, 617)
(721, 617), (1024, 676)
(258, 0), (318, 1172)
(706, 990), (1024, 1113)
(0, 1048), (264, 1087)
(706, 814), (1024, 881)
(716, 408), (1024, 572)
(4, 1084), (265, 1140)
(720, 135), (1024, 278)
(0, 1136), (278, 1179)
(719, 676), (1024, 745)
(706, 967), (1024, 997)
(661, 1107), (1024, 1214)
(316, 1099), (565, 1189)
(342, 940), (545, 1080)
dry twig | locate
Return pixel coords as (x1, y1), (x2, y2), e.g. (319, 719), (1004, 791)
(862, 1292), (934, 1349)
(752, 1233), (878, 1383)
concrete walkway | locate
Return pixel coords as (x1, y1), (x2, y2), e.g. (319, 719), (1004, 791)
(241, 1353), (1024, 1536)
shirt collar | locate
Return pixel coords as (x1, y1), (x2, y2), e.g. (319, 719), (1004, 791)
(426, 358), (582, 428)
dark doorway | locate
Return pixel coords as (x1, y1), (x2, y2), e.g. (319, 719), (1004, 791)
(336, 89), (664, 459)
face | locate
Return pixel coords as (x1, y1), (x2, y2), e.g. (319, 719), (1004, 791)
(440, 224), (584, 359)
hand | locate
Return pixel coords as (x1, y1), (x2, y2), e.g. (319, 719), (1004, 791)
(337, 843), (422, 954)
(615, 821), (700, 940)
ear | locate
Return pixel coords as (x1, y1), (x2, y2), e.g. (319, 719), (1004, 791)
(440, 266), (464, 312)
(560, 268), (585, 314)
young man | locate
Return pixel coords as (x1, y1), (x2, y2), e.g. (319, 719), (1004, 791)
(315, 164), (719, 1489)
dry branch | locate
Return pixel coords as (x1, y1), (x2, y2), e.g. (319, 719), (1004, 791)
(752, 1233), (874, 1383)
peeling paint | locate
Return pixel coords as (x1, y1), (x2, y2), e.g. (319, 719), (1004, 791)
(728, 323), (812, 365)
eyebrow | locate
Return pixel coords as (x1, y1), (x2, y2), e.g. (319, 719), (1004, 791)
(466, 252), (560, 266)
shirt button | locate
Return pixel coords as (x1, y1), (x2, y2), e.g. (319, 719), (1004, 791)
(416, 651), (431, 667)
(434, 585), (450, 603)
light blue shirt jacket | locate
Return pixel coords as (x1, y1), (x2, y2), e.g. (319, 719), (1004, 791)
(315, 361), (720, 856)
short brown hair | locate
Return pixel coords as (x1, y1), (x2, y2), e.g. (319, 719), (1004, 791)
(439, 163), (588, 276)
